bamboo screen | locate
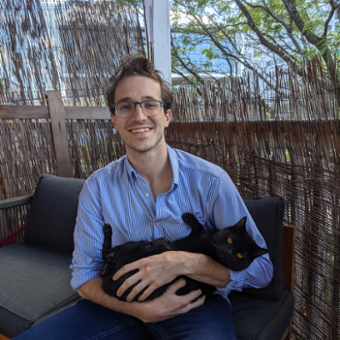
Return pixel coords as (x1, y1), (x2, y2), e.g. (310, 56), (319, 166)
(168, 63), (340, 340)
(0, 0), (143, 196)
(0, 0), (144, 106)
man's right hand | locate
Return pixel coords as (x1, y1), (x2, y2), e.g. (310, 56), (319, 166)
(131, 278), (206, 323)
(77, 276), (205, 324)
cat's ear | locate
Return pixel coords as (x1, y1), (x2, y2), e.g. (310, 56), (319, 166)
(234, 216), (247, 230)
(251, 244), (268, 259)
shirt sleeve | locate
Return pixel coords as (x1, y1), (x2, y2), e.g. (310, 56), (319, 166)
(70, 174), (105, 290)
(207, 171), (273, 294)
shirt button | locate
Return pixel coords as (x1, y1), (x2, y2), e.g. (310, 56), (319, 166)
(145, 193), (150, 197)
(156, 222), (160, 226)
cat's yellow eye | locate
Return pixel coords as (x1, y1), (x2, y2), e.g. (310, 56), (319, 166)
(237, 253), (243, 259)
(227, 237), (233, 244)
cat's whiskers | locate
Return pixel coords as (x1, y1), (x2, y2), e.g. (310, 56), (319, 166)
(209, 238), (222, 249)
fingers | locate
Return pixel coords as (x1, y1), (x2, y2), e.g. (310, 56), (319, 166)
(166, 277), (187, 293)
(137, 284), (156, 302)
(113, 263), (136, 281)
(115, 271), (145, 299)
(184, 294), (206, 312)
(165, 278), (205, 306)
(125, 278), (151, 302)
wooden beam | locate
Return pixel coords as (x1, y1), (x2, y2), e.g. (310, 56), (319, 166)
(65, 106), (110, 120)
(47, 91), (73, 178)
(0, 105), (49, 119)
(0, 105), (111, 120)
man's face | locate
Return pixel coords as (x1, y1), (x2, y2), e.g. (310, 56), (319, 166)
(111, 76), (171, 155)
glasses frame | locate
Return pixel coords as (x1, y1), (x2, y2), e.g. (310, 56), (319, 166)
(113, 100), (165, 118)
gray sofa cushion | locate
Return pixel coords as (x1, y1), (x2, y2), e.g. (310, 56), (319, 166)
(0, 243), (81, 338)
(24, 174), (85, 252)
(242, 197), (285, 301)
(230, 290), (294, 340)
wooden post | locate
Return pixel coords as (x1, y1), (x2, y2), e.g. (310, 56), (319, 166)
(47, 90), (73, 178)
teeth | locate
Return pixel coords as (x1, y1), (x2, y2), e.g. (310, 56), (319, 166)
(131, 128), (151, 133)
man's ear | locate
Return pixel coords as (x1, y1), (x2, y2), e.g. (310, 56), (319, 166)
(164, 109), (171, 128)
(110, 112), (116, 127)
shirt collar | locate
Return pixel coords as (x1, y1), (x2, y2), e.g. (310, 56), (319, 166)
(167, 144), (179, 188)
(124, 156), (137, 181)
(123, 144), (179, 188)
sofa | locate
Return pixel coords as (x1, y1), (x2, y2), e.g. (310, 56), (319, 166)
(0, 174), (294, 339)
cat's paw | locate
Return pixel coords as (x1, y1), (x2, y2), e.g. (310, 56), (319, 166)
(182, 213), (196, 225)
(103, 224), (112, 236)
(182, 213), (204, 232)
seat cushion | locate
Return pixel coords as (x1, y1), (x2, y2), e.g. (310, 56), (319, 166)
(242, 197), (285, 301)
(0, 242), (81, 338)
(230, 289), (294, 340)
(24, 174), (85, 252)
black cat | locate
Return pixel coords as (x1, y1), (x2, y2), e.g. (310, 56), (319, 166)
(100, 213), (268, 302)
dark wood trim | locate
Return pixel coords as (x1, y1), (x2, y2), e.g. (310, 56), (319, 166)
(282, 225), (296, 291)
(0, 332), (11, 340)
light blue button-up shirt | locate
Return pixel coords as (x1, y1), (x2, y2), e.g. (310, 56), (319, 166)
(71, 145), (273, 301)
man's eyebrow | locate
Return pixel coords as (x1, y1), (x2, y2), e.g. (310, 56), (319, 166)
(116, 97), (131, 103)
(116, 96), (158, 103)
(141, 96), (158, 100)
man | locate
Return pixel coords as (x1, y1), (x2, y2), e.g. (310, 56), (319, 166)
(13, 56), (272, 340)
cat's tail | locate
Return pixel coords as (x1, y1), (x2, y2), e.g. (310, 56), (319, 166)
(102, 224), (113, 260)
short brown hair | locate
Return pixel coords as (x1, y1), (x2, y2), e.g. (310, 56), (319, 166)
(106, 55), (173, 115)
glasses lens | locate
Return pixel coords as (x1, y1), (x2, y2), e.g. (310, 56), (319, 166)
(142, 101), (161, 115)
(115, 101), (162, 117)
(116, 102), (134, 117)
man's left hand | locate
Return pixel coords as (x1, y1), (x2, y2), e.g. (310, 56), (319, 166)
(112, 251), (187, 302)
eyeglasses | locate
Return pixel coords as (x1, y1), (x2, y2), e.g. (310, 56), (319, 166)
(113, 100), (164, 118)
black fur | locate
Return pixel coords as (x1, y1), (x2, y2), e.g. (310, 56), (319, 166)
(100, 214), (268, 301)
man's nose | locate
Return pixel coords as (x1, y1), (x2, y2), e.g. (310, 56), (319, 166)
(132, 103), (147, 119)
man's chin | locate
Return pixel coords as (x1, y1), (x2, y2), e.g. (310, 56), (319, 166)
(125, 135), (164, 155)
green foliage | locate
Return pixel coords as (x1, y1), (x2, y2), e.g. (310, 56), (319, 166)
(110, 0), (143, 8)
(105, 0), (339, 91)
(170, 0), (339, 90)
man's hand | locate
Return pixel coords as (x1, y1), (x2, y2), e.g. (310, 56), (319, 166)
(132, 278), (206, 323)
(113, 251), (185, 302)
(78, 276), (205, 324)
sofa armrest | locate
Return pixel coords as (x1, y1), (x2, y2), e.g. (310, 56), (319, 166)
(0, 195), (33, 210)
(0, 195), (32, 246)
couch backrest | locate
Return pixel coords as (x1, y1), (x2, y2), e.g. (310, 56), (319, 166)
(242, 196), (285, 301)
(24, 174), (85, 252)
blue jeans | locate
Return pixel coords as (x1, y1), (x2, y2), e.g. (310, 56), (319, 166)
(13, 295), (237, 340)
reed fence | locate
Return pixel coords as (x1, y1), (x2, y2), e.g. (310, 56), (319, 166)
(1, 59), (340, 340)
(0, 0), (144, 106)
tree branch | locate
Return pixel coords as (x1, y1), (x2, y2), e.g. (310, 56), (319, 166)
(234, 0), (302, 68)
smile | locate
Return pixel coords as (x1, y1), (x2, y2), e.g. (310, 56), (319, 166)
(130, 128), (152, 133)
